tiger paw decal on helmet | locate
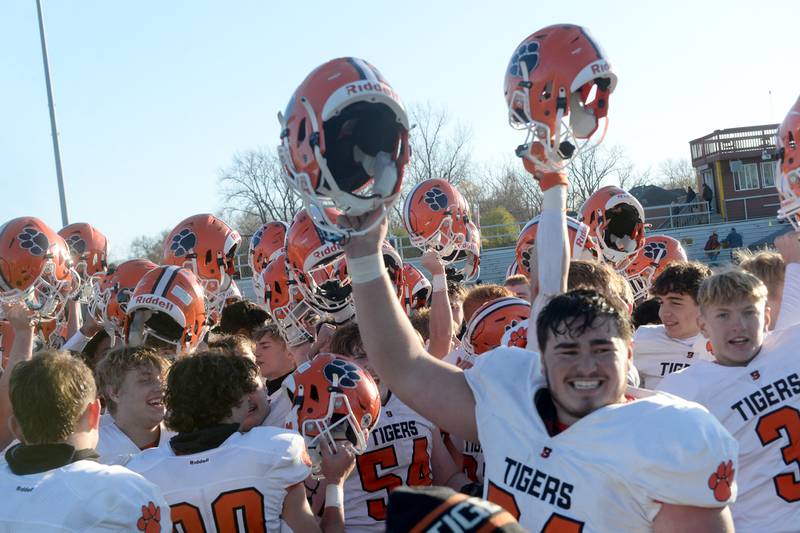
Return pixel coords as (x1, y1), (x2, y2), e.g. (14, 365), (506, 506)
(18, 227), (49, 256)
(64, 234), (86, 255)
(642, 241), (667, 261)
(423, 188), (449, 211)
(508, 41), (539, 76)
(169, 229), (197, 257)
(323, 359), (362, 388)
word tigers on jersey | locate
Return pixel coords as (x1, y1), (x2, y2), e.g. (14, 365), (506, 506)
(371, 420), (420, 446)
(659, 361), (691, 376)
(730, 372), (800, 422)
(502, 457), (573, 509)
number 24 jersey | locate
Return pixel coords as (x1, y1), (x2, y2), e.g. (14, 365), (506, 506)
(465, 347), (738, 533)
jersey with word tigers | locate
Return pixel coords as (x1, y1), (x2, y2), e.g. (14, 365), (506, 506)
(448, 434), (485, 485)
(658, 325), (800, 533)
(343, 393), (435, 532)
(633, 325), (712, 388)
(96, 414), (175, 466)
(126, 427), (310, 532)
(0, 457), (171, 532)
(464, 346), (738, 533)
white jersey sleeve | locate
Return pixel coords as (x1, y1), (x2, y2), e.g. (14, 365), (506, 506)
(775, 263), (800, 331)
(0, 458), (171, 532)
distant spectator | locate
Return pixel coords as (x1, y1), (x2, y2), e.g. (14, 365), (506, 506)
(722, 227), (743, 248)
(702, 183), (714, 213)
(685, 186), (697, 205)
(503, 274), (531, 302)
(704, 231), (721, 261)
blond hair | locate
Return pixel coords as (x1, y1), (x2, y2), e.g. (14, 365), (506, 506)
(95, 347), (170, 415)
(463, 285), (514, 323)
(568, 260), (634, 310)
(698, 269), (768, 311)
(11, 350), (96, 444)
(737, 250), (785, 294)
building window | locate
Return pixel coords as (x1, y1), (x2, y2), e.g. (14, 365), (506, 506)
(733, 163), (760, 191)
(760, 161), (776, 188)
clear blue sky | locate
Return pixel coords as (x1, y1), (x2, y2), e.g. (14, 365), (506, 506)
(2, 0), (798, 261)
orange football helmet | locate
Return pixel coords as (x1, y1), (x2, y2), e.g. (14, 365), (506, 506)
(283, 353), (381, 477)
(90, 259), (158, 345)
(0, 217), (78, 320)
(285, 209), (354, 323)
(248, 221), (288, 277)
(401, 264), (431, 315)
(579, 186), (646, 270)
(505, 24), (617, 172)
(278, 57), (410, 238)
(162, 214), (241, 323)
(461, 297), (530, 368)
(124, 265), (208, 356)
(57, 222), (108, 303)
(0, 320), (13, 369)
(258, 251), (315, 347)
(402, 179), (481, 282)
(36, 318), (68, 350)
(514, 215), (596, 277)
(776, 95), (800, 230)
(624, 235), (687, 303)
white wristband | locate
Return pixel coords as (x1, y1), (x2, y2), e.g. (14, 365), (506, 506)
(348, 253), (386, 284)
(432, 274), (447, 292)
(325, 483), (344, 508)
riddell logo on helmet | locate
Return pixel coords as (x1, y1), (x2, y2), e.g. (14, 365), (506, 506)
(591, 62), (611, 75)
(312, 243), (341, 261)
(346, 81), (397, 99)
(133, 295), (174, 312)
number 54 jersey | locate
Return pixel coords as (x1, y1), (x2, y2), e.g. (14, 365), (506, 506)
(343, 393), (435, 533)
(465, 347), (738, 533)
(658, 326), (800, 533)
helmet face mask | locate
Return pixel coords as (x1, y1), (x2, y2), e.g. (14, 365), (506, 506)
(776, 98), (800, 230)
(58, 223), (108, 304)
(580, 186), (645, 271)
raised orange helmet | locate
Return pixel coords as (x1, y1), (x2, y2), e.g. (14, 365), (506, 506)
(505, 24), (617, 172)
(401, 264), (431, 315)
(58, 222), (108, 303)
(90, 259), (158, 344)
(258, 251), (315, 347)
(0, 217), (78, 320)
(162, 214), (241, 323)
(36, 318), (68, 350)
(124, 265), (208, 356)
(624, 235), (687, 303)
(285, 209), (354, 323)
(403, 179), (480, 282)
(514, 215), (595, 277)
(278, 57), (410, 238)
(579, 186), (646, 270)
(776, 96), (800, 230)
(461, 297), (530, 368)
(248, 221), (288, 277)
(283, 353), (381, 477)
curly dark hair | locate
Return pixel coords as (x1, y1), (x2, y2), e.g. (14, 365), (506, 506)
(649, 261), (711, 302)
(218, 300), (270, 336)
(164, 351), (260, 433)
(536, 289), (633, 352)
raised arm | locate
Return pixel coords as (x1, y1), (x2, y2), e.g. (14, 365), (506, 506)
(420, 251), (453, 359)
(0, 303), (36, 449)
(341, 212), (478, 441)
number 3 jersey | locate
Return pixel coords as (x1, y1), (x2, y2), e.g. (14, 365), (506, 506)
(126, 427), (310, 532)
(343, 393), (435, 532)
(464, 346), (738, 533)
(658, 325), (800, 533)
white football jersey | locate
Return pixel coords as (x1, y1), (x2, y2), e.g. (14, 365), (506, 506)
(633, 325), (713, 388)
(456, 436), (485, 485)
(96, 414), (175, 465)
(464, 346), (738, 532)
(443, 345), (466, 368)
(658, 325), (800, 533)
(775, 263), (800, 331)
(126, 427), (310, 532)
(0, 457), (170, 532)
(343, 394), (435, 532)
(263, 384), (292, 429)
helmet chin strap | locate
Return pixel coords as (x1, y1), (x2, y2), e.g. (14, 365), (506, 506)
(352, 146), (397, 197)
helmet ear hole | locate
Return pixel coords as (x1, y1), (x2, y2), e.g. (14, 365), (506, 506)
(298, 118), (307, 144)
(309, 385), (319, 402)
(205, 250), (213, 265)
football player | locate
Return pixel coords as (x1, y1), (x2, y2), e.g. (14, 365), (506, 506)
(126, 352), (354, 531)
(633, 262), (714, 388)
(94, 347), (174, 465)
(0, 348), (170, 531)
(659, 268), (800, 531)
(252, 324), (297, 428)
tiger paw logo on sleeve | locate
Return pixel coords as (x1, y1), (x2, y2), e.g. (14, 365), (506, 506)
(136, 502), (161, 533)
(707, 460), (735, 502)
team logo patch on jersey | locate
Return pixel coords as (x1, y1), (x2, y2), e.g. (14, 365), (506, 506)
(508, 41), (540, 76)
(136, 502), (161, 533)
(750, 370), (760, 381)
(707, 460), (735, 502)
(169, 229), (197, 257)
(17, 227), (49, 256)
(424, 187), (448, 211)
(323, 359), (361, 388)
(541, 447), (552, 458)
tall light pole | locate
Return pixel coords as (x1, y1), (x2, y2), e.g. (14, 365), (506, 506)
(35, 0), (69, 227)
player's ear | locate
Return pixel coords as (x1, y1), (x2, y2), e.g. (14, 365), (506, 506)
(8, 415), (25, 444)
(85, 398), (101, 431)
(697, 313), (709, 339)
